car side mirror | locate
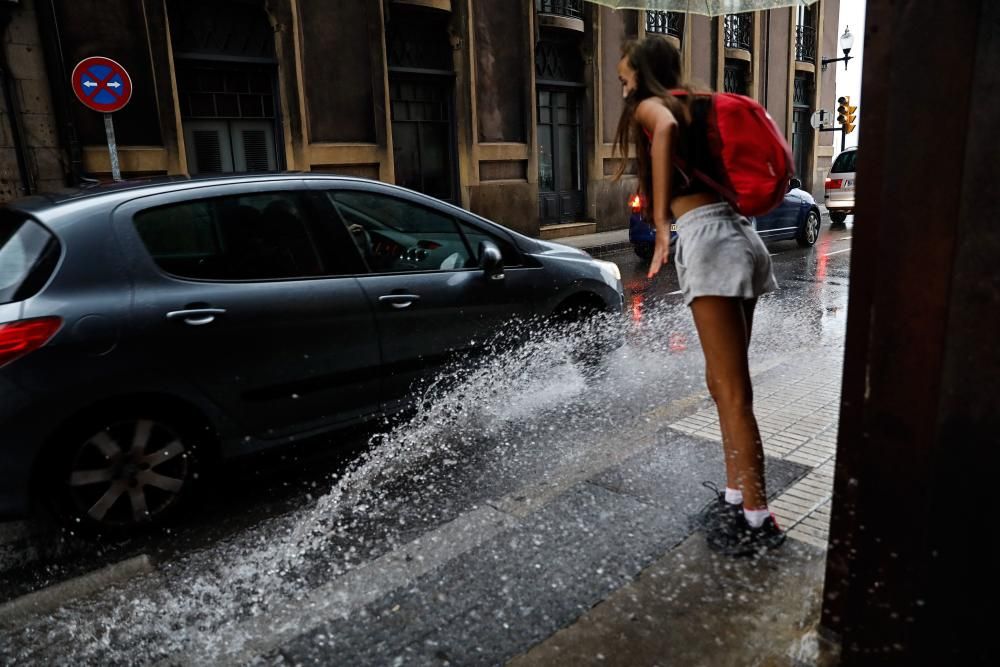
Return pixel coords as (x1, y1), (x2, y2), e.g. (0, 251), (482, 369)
(788, 177), (802, 191)
(478, 240), (505, 282)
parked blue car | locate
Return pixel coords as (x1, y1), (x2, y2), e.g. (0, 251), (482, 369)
(629, 178), (823, 260)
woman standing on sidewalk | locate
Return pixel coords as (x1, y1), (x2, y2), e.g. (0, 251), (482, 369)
(613, 37), (784, 556)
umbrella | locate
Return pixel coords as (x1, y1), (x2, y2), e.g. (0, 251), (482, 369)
(579, 0), (819, 15)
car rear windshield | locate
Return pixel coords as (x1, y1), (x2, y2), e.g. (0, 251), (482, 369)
(831, 150), (857, 174)
(0, 211), (59, 305)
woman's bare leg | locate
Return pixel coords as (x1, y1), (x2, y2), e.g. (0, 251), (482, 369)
(742, 298), (757, 346)
(707, 297), (758, 489)
(691, 296), (767, 509)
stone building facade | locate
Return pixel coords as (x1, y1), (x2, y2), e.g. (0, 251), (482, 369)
(0, 0), (841, 238)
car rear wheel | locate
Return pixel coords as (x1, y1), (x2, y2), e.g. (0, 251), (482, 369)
(46, 411), (205, 534)
(633, 242), (654, 262)
(829, 211), (848, 225)
(796, 210), (821, 247)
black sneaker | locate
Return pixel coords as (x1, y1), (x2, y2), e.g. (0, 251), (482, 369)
(706, 512), (786, 557)
(689, 481), (743, 533)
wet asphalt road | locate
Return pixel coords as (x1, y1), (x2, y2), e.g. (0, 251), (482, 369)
(0, 221), (853, 664)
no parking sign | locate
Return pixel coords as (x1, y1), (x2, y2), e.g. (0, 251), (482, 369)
(71, 56), (133, 180)
(72, 56), (133, 112)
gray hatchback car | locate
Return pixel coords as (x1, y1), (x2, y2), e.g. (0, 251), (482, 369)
(0, 174), (623, 532)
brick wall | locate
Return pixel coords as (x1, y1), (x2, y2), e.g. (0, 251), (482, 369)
(1, 0), (65, 203)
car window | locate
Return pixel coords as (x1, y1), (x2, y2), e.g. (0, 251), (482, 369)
(831, 150), (857, 174)
(325, 191), (521, 273)
(0, 211), (59, 305)
(133, 192), (331, 280)
(328, 191), (475, 273)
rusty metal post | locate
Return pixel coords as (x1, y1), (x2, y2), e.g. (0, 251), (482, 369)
(822, 1), (996, 663)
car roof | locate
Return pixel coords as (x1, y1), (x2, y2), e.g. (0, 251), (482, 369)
(0, 172), (539, 247)
(3, 172), (387, 214)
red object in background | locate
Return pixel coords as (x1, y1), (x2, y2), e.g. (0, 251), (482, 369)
(0, 317), (62, 368)
(825, 178), (843, 189)
(630, 293), (644, 322)
(629, 193), (644, 213)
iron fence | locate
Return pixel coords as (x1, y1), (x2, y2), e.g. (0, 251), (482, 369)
(645, 11), (684, 39)
(536, 0), (583, 20)
(723, 13), (753, 51)
(795, 24), (817, 63)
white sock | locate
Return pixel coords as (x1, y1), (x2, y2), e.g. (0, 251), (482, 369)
(743, 507), (771, 528)
(724, 487), (743, 505)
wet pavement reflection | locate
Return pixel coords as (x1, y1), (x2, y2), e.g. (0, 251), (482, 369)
(0, 222), (853, 664)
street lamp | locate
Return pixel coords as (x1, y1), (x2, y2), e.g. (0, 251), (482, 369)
(822, 26), (855, 71)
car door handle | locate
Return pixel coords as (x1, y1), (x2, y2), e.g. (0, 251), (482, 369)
(166, 308), (227, 326)
(378, 294), (421, 309)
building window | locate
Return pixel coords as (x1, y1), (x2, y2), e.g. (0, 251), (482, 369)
(792, 72), (814, 186)
(793, 73), (813, 106)
(795, 5), (818, 63)
(535, 37), (584, 83)
(536, 0), (583, 19)
(177, 66), (275, 121)
(386, 8), (453, 72)
(723, 13), (753, 52)
(646, 11), (684, 40)
(723, 60), (750, 95)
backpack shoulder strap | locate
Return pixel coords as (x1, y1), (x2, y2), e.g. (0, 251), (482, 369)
(669, 92), (738, 203)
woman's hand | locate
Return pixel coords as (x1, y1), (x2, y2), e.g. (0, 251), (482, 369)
(647, 230), (671, 279)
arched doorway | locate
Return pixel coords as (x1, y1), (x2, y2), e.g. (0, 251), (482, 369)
(168, 0), (283, 175)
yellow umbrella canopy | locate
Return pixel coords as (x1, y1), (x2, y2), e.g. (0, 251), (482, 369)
(578, 0), (819, 15)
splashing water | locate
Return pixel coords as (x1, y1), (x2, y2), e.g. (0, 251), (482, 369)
(1, 291), (847, 664)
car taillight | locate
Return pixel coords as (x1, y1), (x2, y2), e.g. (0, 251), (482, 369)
(825, 178), (843, 189)
(0, 317), (62, 368)
(629, 193), (643, 212)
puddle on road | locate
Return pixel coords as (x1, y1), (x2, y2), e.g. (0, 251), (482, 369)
(0, 290), (848, 664)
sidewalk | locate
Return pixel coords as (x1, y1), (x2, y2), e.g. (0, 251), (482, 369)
(508, 351), (843, 667)
(556, 228), (631, 257)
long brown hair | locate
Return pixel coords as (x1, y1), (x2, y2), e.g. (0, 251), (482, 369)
(612, 38), (698, 209)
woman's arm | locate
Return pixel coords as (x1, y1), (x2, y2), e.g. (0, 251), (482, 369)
(635, 98), (677, 277)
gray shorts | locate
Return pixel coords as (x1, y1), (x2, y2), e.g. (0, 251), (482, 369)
(673, 202), (778, 306)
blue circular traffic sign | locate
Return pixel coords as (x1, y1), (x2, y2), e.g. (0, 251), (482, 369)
(71, 56), (133, 113)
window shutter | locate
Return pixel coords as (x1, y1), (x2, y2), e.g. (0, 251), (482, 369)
(192, 130), (224, 173)
(241, 129), (271, 172)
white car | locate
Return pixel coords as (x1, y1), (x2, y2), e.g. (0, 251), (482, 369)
(825, 146), (857, 224)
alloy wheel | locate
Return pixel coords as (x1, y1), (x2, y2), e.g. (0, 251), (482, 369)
(806, 212), (820, 244)
(65, 418), (191, 527)
(799, 211), (821, 247)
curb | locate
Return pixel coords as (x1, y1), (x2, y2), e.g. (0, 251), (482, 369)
(582, 240), (633, 257)
(0, 553), (154, 627)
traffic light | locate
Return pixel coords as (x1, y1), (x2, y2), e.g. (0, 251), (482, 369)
(837, 96), (858, 134)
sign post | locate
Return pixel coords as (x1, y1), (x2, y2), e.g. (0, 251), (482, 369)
(102, 114), (122, 181)
(70, 56), (133, 182)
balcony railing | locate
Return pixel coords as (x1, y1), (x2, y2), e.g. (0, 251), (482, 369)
(536, 0), (583, 20)
(723, 13), (753, 52)
(795, 24), (817, 63)
(646, 10), (684, 39)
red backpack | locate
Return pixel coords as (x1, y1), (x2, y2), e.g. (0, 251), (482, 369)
(672, 91), (794, 217)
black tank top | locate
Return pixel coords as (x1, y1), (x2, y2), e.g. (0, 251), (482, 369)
(644, 95), (720, 198)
